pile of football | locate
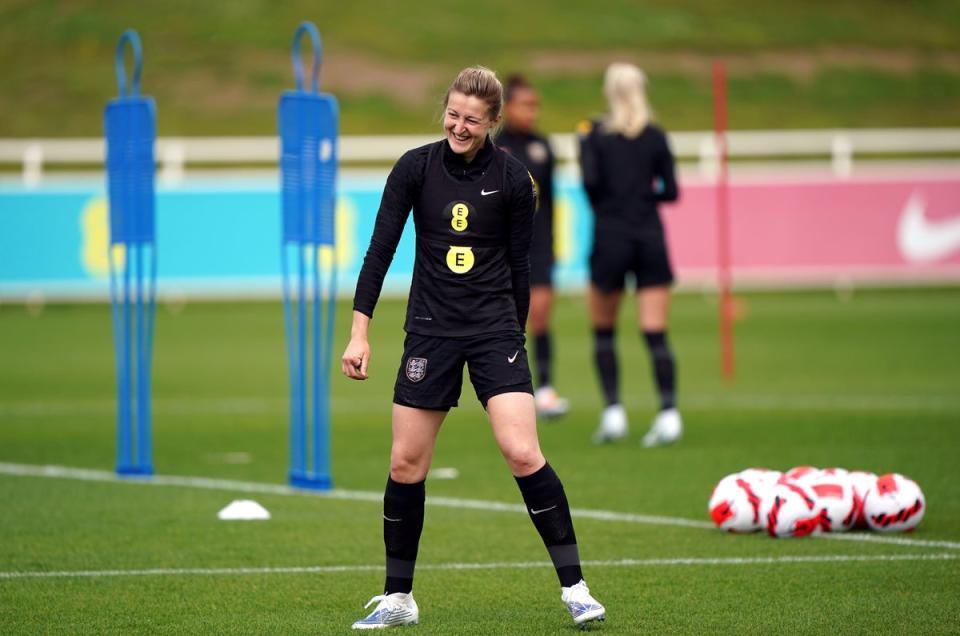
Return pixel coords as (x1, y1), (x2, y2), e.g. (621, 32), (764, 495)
(707, 467), (925, 538)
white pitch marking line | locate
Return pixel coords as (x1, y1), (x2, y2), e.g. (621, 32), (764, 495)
(1, 553), (955, 580)
(819, 532), (960, 551)
(2, 462), (959, 551)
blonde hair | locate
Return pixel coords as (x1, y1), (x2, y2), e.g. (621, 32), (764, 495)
(443, 66), (504, 123)
(603, 63), (651, 138)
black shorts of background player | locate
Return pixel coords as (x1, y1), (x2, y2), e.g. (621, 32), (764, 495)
(577, 62), (683, 448)
(341, 67), (605, 630)
(498, 74), (569, 419)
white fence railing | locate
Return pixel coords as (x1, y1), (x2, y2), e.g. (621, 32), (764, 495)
(3, 128), (960, 186)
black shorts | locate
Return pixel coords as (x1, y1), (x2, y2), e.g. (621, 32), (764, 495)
(394, 332), (533, 411)
(590, 232), (674, 293)
(529, 248), (554, 288)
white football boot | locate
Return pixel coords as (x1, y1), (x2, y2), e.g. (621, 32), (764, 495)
(351, 592), (419, 630)
(561, 579), (606, 628)
(641, 407), (683, 448)
(592, 404), (627, 444)
(535, 386), (570, 419)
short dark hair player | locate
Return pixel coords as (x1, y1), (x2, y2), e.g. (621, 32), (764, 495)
(498, 74), (569, 419)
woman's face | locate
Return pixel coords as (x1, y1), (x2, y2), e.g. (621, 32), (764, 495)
(444, 91), (497, 161)
(504, 87), (539, 134)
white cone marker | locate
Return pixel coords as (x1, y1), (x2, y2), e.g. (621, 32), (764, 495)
(218, 499), (271, 520)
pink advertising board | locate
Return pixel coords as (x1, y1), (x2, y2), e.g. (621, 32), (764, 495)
(662, 171), (960, 286)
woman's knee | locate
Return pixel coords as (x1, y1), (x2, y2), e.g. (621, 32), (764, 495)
(528, 289), (552, 333)
(529, 309), (549, 334)
(390, 447), (430, 483)
(503, 444), (545, 476)
(589, 288), (620, 328)
(638, 286), (671, 330)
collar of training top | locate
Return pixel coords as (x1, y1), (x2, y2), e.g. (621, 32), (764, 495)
(442, 136), (494, 179)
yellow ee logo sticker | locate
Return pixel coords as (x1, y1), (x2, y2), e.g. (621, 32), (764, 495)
(450, 202), (469, 232)
(81, 196), (125, 277)
(446, 246), (474, 274)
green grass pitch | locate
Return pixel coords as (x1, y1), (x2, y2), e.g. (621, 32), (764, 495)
(1, 288), (959, 633)
(3, 1), (960, 136)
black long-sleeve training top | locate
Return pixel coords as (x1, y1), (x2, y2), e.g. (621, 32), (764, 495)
(577, 120), (678, 236)
(353, 139), (536, 337)
(497, 128), (554, 259)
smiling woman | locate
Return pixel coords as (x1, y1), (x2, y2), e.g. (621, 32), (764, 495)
(340, 66), (606, 629)
(442, 66), (504, 161)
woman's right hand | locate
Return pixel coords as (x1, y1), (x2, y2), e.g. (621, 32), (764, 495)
(341, 336), (370, 380)
(342, 310), (372, 380)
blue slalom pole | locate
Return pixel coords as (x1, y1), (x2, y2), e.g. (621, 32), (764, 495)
(311, 246), (322, 480)
(279, 21), (338, 490)
(106, 29), (156, 477)
(296, 244), (308, 476)
(317, 256), (337, 482)
(122, 242), (133, 469)
(136, 244), (155, 471)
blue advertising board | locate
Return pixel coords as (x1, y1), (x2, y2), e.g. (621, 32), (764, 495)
(0, 174), (594, 300)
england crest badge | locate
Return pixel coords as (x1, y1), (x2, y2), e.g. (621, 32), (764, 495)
(405, 357), (427, 382)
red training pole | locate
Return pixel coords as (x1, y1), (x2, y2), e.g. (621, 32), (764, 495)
(712, 60), (735, 381)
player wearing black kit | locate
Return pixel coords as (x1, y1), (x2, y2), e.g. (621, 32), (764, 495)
(498, 74), (569, 418)
(578, 62), (683, 448)
(578, 119), (677, 290)
(343, 67), (605, 630)
(354, 138), (534, 408)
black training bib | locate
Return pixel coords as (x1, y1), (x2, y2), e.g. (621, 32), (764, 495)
(405, 142), (520, 337)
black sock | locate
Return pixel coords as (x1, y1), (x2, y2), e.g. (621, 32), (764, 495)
(643, 330), (676, 410)
(515, 463), (583, 587)
(534, 332), (552, 388)
(593, 328), (619, 406)
(383, 477), (425, 595)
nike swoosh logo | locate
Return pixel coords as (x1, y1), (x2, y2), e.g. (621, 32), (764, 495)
(383, 514), (403, 522)
(481, 189), (499, 196)
(507, 351), (519, 363)
(530, 505), (557, 515)
(897, 192), (960, 263)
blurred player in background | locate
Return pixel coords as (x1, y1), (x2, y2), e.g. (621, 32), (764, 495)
(577, 62), (682, 447)
(497, 74), (569, 419)
(342, 66), (605, 630)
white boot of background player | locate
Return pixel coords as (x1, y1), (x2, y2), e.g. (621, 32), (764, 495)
(592, 403), (627, 443)
(642, 407), (683, 447)
(534, 385), (570, 419)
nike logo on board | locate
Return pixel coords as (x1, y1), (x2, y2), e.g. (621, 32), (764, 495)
(481, 189), (499, 196)
(897, 192), (960, 262)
